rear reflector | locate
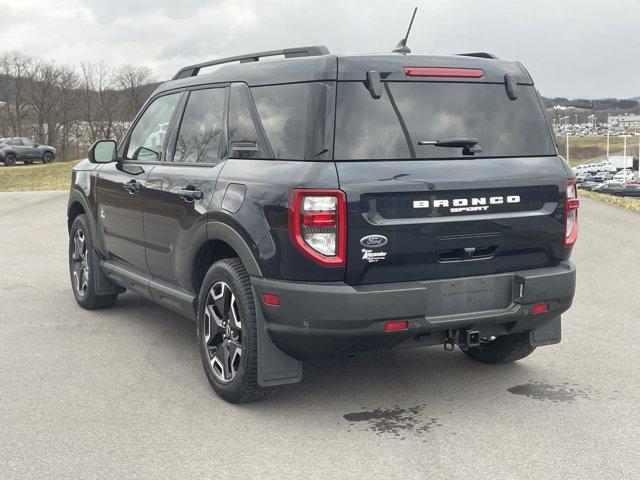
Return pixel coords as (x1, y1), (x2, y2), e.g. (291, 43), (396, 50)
(262, 293), (280, 306)
(531, 303), (549, 314)
(403, 67), (484, 78)
(384, 320), (409, 332)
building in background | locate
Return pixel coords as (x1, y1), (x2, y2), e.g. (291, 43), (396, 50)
(607, 114), (640, 128)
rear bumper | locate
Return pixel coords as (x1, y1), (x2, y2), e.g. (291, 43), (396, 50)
(252, 261), (576, 360)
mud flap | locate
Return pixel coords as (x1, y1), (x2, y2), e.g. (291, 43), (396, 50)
(255, 292), (302, 387)
(530, 316), (561, 347)
(93, 251), (125, 296)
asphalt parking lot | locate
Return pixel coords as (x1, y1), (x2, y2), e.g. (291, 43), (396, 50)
(1, 190), (639, 479)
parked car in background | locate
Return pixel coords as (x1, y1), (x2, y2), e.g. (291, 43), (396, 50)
(593, 180), (623, 194)
(575, 172), (589, 183)
(573, 164), (591, 175)
(612, 170), (635, 182)
(0, 138), (56, 166)
(619, 183), (640, 197)
(578, 181), (598, 191)
(593, 171), (613, 182)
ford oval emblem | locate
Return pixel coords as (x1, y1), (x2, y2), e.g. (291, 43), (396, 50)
(360, 235), (388, 248)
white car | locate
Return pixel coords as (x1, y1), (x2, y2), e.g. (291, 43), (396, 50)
(613, 170), (635, 182)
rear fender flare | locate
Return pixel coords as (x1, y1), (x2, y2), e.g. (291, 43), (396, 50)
(205, 221), (262, 277)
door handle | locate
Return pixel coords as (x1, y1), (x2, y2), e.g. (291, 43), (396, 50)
(123, 179), (141, 194)
(179, 186), (204, 201)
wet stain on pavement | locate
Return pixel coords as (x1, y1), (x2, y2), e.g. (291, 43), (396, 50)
(343, 404), (441, 437)
(508, 382), (588, 403)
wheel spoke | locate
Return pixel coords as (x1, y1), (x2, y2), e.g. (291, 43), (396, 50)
(212, 341), (231, 381)
(81, 269), (89, 292)
(205, 304), (224, 336)
(212, 282), (227, 318)
(228, 340), (242, 377)
(229, 294), (242, 330)
(72, 234), (82, 260)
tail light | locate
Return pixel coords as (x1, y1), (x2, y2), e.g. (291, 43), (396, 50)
(564, 179), (579, 247)
(289, 189), (347, 266)
(0, 144), (4, 149)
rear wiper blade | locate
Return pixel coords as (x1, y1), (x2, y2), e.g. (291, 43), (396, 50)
(418, 137), (481, 155)
(418, 137), (479, 148)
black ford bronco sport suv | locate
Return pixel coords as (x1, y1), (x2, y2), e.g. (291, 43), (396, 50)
(67, 46), (578, 403)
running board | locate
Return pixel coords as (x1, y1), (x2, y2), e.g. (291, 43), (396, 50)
(101, 260), (197, 320)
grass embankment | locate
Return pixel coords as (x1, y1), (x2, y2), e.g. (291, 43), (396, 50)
(580, 189), (640, 213)
(556, 136), (640, 166)
(0, 160), (78, 192)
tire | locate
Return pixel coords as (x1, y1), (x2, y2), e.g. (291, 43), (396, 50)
(42, 152), (54, 163)
(4, 154), (16, 166)
(69, 214), (118, 309)
(197, 258), (276, 403)
(462, 332), (535, 364)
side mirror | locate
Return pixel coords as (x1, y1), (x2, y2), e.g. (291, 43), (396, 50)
(88, 140), (117, 163)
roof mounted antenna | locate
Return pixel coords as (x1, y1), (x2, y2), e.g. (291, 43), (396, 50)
(392, 7), (417, 54)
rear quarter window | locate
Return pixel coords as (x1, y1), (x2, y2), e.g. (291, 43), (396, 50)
(252, 83), (309, 160)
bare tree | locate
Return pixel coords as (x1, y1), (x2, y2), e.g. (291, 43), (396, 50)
(0, 51), (33, 137)
(53, 67), (80, 160)
(115, 64), (154, 118)
(80, 62), (120, 143)
(0, 50), (157, 161)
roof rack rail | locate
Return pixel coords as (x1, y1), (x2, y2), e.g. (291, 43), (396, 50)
(172, 45), (330, 80)
(456, 52), (499, 60)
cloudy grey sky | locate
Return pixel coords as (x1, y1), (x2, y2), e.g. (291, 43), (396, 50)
(1, 0), (638, 98)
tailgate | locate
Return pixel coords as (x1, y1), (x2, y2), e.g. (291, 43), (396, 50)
(337, 157), (570, 285)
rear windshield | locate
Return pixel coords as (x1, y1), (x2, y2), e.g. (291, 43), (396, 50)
(334, 82), (556, 160)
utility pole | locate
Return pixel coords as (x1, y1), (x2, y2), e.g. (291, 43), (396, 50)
(637, 133), (640, 179)
(606, 131), (610, 159)
(620, 134), (632, 173)
(566, 131), (570, 164)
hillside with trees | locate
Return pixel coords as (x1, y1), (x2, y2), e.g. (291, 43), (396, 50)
(0, 51), (158, 161)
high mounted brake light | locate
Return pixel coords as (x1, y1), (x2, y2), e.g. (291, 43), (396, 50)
(564, 179), (579, 247)
(403, 67), (484, 78)
(289, 189), (347, 267)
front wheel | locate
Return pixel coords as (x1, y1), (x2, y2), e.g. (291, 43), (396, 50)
(69, 214), (118, 309)
(197, 258), (276, 403)
(42, 152), (54, 163)
(463, 332), (535, 364)
(3, 154), (16, 166)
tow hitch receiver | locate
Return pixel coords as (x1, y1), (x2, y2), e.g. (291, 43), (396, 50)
(466, 330), (480, 347)
(444, 329), (481, 351)
(456, 329), (481, 351)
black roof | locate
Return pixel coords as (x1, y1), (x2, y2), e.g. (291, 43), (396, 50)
(154, 46), (532, 95)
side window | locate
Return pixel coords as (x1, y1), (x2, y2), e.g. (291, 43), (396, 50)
(126, 93), (180, 161)
(173, 88), (225, 164)
(252, 83), (309, 160)
(9, 139), (23, 146)
(22, 139), (36, 147)
(228, 83), (271, 159)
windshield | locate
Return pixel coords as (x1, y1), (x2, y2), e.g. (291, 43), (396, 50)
(334, 82), (556, 160)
